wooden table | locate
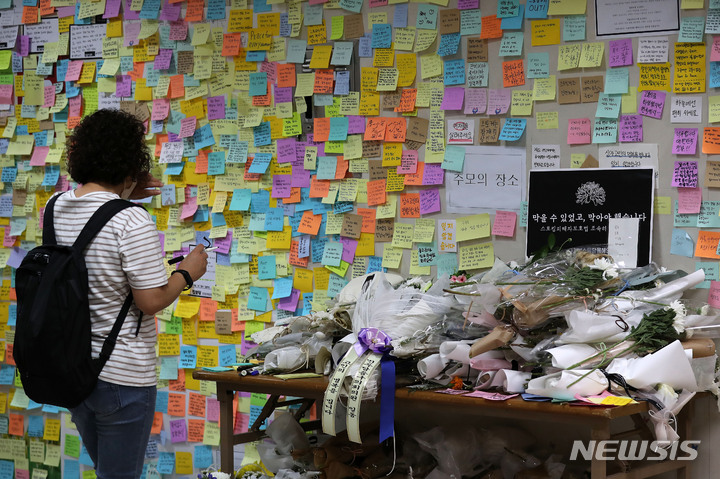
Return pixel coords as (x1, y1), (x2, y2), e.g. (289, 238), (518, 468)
(192, 370), (695, 479)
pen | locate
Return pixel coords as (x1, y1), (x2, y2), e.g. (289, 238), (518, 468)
(168, 246), (218, 265)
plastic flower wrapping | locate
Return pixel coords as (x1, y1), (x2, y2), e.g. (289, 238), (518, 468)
(246, 246), (720, 445)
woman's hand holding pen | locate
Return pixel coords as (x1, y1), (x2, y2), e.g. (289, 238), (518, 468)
(177, 244), (209, 281)
(126, 172), (163, 200)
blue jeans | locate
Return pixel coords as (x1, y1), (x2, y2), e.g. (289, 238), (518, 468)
(70, 380), (157, 479)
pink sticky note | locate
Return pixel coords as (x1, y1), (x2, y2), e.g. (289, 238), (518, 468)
(672, 161), (699, 188)
(123, 22), (142, 47)
(103, 0), (122, 18)
(398, 150), (418, 174)
(260, 61), (277, 84)
(206, 399), (220, 422)
(419, 188), (441, 214)
(492, 210), (517, 237)
(169, 21), (188, 40)
(677, 187), (701, 214)
(234, 413), (249, 434)
(272, 175), (292, 198)
(619, 114), (643, 142)
(0, 85), (13, 104)
(170, 419), (187, 443)
(30, 146), (49, 166)
(709, 281), (720, 308)
(440, 87), (464, 110)
(608, 38), (633, 67)
(151, 98), (170, 121)
(206, 96), (226, 120)
(179, 116), (197, 138)
(14, 470), (28, 479)
(464, 88), (487, 114)
(672, 128), (698, 155)
(68, 96), (82, 117)
(65, 60), (83, 82)
(42, 85), (55, 108)
(567, 118), (592, 144)
(278, 288), (300, 312)
(56, 6), (75, 17)
(180, 196), (198, 219)
(712, 37), (720, 62)
(487, 89), (512, 115)
(3, 228), (15, 248)
(639, 90), (666, 119)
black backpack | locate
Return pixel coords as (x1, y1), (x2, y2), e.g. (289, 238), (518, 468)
(13, 193), (144, 408)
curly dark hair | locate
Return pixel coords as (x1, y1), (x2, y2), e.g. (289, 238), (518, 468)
(66, 109), (152, 185)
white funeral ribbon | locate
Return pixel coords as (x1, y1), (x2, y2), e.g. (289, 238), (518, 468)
(345, 353), (383, 444)
(321, 347), (362, 437)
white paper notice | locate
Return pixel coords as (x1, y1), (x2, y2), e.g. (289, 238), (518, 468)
(608, 217), (640, 268)
(598, 143), (659, 185)
(24, 19), (60, 54)
(636, 37), (670, 63)
(670, 96), (702, 124)
(0, 26), (18, 50)
(445, 145), (526, 214)
(438, 219), (457, 253)
(531, 144), (561, 169)
(595, 0), (679, 37)
(69, 24), (106, 60)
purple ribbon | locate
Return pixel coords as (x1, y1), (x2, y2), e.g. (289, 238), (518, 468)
(353, 328), (395, 442)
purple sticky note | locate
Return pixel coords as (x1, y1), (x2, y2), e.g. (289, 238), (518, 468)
(103, 0), (122, 18)
(619, 114), (643, 142)
(291, 161), (312, 187)
(419, 188), (441, 214)
(278, 289), (301, 312)
(276, 138), (297, 163)
(214, 230), (233, 255)
(348, 116), (366, 134)
(123, 0), (140, 20)
(464, 88), (487, 114)
(170, 420), (187, 443)
(458, 0), (479, 9)
(7, 247), (27, 269)
(153, 49), (173, 70)
(159, 0), (182, 21)
(272, 175), (292, 198)
(608, 38), (633, 67)
(672, 128), (698, 155)
(17, 36), (29, 57)
(274, 87), (292, 104)
(639, 90), (666, 119)
(56, 6), (75, 17)
(487, 89), (512, 115)
(338, 237), (358, 263)
(672, 161), (699, 188)
(423, 163), (445, 185)
(440, 87), (465, 110)
(207, 96), (226, 120)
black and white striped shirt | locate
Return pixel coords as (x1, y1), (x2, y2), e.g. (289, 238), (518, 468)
(50, 190), (167, 387)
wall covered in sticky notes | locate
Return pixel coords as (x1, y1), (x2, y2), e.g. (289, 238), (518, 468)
(1, 0), (720, 477)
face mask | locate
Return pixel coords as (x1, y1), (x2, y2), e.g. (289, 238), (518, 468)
(120, 180), (137, 199)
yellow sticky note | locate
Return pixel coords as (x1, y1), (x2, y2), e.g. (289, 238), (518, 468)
(330, 16), (344, 40)
(391, 222), (414, 249)
(536, 111), (559, 129)
(681, 0), (704, 8)
(654, 196), (671, 214)
(456, 214), (491, 242)
(309, 45), (332, 69)
(558, 44), (581, 71)
(639, 63), (671, 92)
(176, 452), (193, 474)
(621, 87), (638, 114)
(174, 296), (201, 318)
(510, 90), (534, 116)
(409, 250), (431, 275)
(570, 153), (585, 168)
(579, 42), (604, 68)
(382, 244), (403, 269)
(458, 242), (494, 270)
(533, 75), (556, 101)
(547, 0), (586, 15)
(530, 20), (561, 46)
(413, 218), (435, 243)
(420, 54), (443, 80)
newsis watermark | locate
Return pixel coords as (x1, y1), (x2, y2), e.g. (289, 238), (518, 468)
(570, 440), (701, 462)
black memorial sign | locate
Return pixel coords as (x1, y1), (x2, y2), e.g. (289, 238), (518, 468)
(526, 168), (654, 266)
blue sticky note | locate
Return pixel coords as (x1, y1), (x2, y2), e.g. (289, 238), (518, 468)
(605, 67), (629, 94)
(710, 62), (720, 88)
(272, 277), (293, 299)
(417, 4), (438, 30)
(249, 152), (272, 174)
(159, 357), (179, 380)
(499, 118), (527, 141)
(592, 118), (618, 143)
(42, 165), (60, 186)
(328, 274), (348, 298)
(371, 24), (392, 48)
(264, 207), (284, 231)
(246, 50), (266, 62)
(437, 253), (458, 277)
(218, 345), (236, 366)
(671, 229), (694, 258)
(0, 365), (13, 385)
(334, 70), (350, 95)
(444, 59), (465, 85)
(193, 124), (215, 149)
(526, 0), (548, 18)
(366, 256), (384, 274)
(207, 151), (226, 175)
(460, 10), (482, 35)
(258, 256), (277, 280)
(441, 145), (465, 172)
(438, 33), (460, 57)
(251, 189), (270, 213)
(194, 445), (213, 469)
(321, 242), (343, 267)
(317, 156), (337, 180)
(248, 287), (269, 311)
(678, 16), (705, 43)
(179, 345), (197, 369)
(497, 0), (519, 17)
(157, 452), (175, 475)
(311, 237), (327, 263)
(499, 31), (524, 56)
(27, 415), (44, 437)
(304, 3), (324, 25)
(207, 0), (226, 19)
(500, 7), (524, 29)
(287, 39), (308, 63)
(249, 72), (268, 96)
(230, 189), (252, 211)
(696, 261), (720, 289)
(331, 42), (354, 66)
(359, 34), (372, 57)
(253, 122), (271, 147)
(280, 13), (291, 37)
(596, 94), (621, 118)
(527, 52), (550, 78)
(329, 117), (349, 141)
(64, 460), (79, 479)
(563, 15), (586, 42)
(394, 4), (408, 27)
(155, 390), (169, 413)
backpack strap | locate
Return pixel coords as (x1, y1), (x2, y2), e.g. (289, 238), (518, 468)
(42, 193), (66, 246)
(72, 199), (143, 252)
(99, 292), (136, 363)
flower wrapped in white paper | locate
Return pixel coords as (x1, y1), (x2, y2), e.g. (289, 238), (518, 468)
(525, 370), (609, 401)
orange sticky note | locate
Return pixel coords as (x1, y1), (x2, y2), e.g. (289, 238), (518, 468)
(502, 59), (525, 87)
(313, 117), (331, 142)
(298, 210), (322, 235)
(22, 6), (38, 24)
(185, 0), (204, 21)
(385, 118), (407, 142)
(357, 208), (377, 233)
(151, 412), (163, 435)
(480, 15), (503, 39)
(309, 177), (330, 197)
(222, 33), (242, 57)
(400, 193), (421, 218)
(367, 179), (387, 206)
(168, 392), (187, 416)
(335, 156), (349, 179)
(169, 75), (185, 98)
(289, 241), (309, 267)
(283, 187), (302, 204)
(67, 116), (82, 129)
(198, 298), (217, 321)
(404, 162), (425, 186)
(188, 419), (205, 442)
(195, 150), (209, 174)
(314, 69), (334, 94)
(364, 117), (387, 141)
(703, 127), (720, 154)
(695, 231), (720, 259)
(188, 392), (207, 417)
(9, 414), (23, 436)
(277, 64), (296, 88)
(127, 62), (145, 82)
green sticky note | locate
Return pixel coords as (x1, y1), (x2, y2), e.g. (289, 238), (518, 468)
(562, 15), (586, 41)
(64, 435), (81, 458)
(441, 145), (465, 172)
